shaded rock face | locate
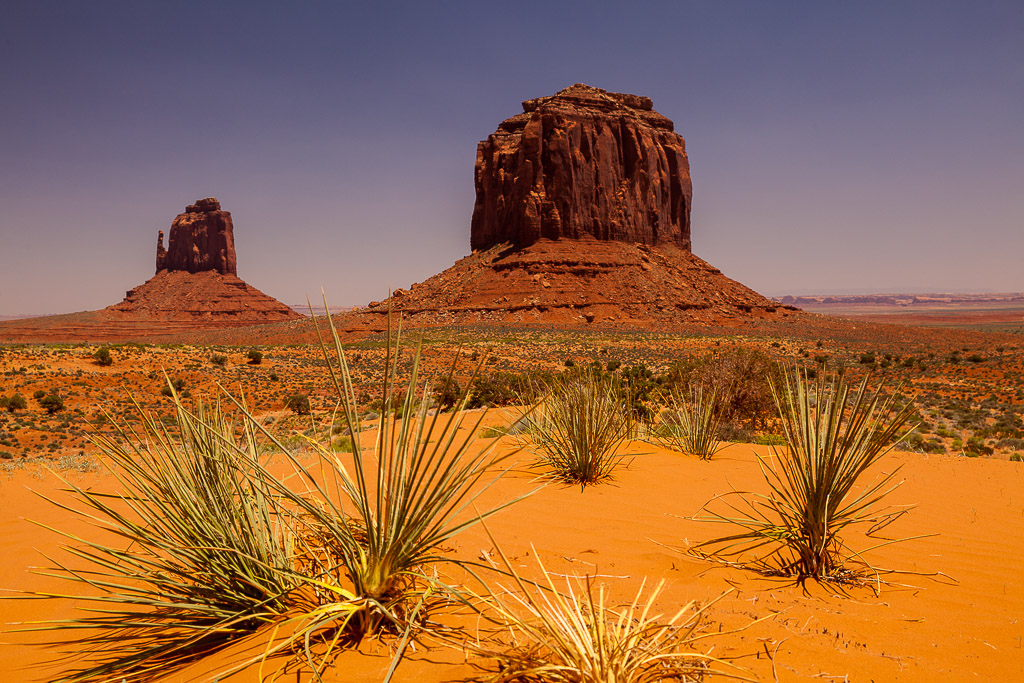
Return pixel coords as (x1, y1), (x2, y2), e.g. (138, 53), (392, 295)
(156, 197), (237, 275)
(471, 84), (692, 252)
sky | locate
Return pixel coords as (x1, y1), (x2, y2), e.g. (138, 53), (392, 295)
(1, 1), (1021, 315)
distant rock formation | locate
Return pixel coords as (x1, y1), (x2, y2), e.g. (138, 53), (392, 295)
(0, 197), (299, 342)
(471, 83), (692, 251)
(156, 197), (237, 275)
(296, 84), (793, 336)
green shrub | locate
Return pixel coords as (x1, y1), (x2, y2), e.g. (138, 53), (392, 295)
(210, 354), (228, 367)
(39, 393), (65, 415)
(284, 393), (310, 415)
(33, 389), (46, 400)
(160, 378), (187, 397)
(246, 349), (263, 365)
(965, 436), (994, 456)
(93, 347), (113, 366)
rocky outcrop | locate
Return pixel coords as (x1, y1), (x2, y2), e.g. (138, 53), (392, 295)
(156, 197), (237, 275)
(471, 84), (692, 252)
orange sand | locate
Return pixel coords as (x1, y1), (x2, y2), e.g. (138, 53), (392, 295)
(2, 420), (1023, 681)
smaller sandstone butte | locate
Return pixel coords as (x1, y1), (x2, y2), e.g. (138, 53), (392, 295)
(471, 83), (691, 252)
(0, 197), (299, 343)
(156, 197), (237, 275)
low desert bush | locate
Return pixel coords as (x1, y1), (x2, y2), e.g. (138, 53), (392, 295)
(160, 377), (186, 397)
(284, 392), (311, 415)
(248, 310), (534, 652)
(93, 346), (113, 366)
(656, 386), (724, 460)
(1, 393), (27, 412)
(693, 369), (916, 582)
(524, 371), (628, 488)
(661, 349), (779, 432)
(39, 393), (64, 414)
(210, 353), (228, 366)
(246, 349), (263, 365)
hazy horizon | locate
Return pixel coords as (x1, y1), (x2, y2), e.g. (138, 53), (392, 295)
(2, 1), (1021, 317)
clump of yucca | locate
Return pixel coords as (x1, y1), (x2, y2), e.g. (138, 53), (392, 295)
(13, 306), (534, 681)
(656, 386), (725, 460)
(14, 395), (297, 683)
(523, 371), (629, 489)
(692, 368), (916, 582)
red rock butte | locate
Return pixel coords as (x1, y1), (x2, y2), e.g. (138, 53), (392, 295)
(472, 83), (692, 252)
(311, 83), (795, 337)
(0, 197), (300, 343)
(156, 197), (237, 276)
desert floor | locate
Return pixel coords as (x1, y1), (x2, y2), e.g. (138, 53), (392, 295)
(2, 408), (1023, 682)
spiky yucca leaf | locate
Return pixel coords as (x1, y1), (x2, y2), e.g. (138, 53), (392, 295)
(524, 372), (629, 489)
(13, 396), (297, 683)
(693, 368), (916, 581)
(657, 386), (725, 461)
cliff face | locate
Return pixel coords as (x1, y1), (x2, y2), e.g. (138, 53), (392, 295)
(156, 197), (237, 275)
(471, 84), (692, 252)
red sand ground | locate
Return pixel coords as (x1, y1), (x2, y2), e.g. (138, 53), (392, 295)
(2, 412), (1022, 682)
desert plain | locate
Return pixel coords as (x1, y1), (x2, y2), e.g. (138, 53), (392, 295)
(1, 310), (1023, 681)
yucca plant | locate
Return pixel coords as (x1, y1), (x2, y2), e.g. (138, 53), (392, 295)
(692, 368), (916, 581)
(228, 308), (536, 674)
(14, 394), (298, 683)
(472, 547), (725, 683)
(523, 372), (629, 489)
(656, 386), (725, 460)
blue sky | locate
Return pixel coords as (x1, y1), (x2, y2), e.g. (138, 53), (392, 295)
(1, 1), (1021, 314)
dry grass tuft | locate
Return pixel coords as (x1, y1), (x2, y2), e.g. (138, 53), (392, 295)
(471, 549), (737, 683)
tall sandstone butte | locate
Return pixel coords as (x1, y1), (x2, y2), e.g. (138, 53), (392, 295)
(156, 197), (237, 275)
(471, 83), (692, 251)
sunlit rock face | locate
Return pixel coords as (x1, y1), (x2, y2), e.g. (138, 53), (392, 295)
(156, 197), (237, 276)
(471, 84), (692, 252)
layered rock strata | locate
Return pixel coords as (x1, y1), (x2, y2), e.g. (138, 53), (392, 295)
(471, 83), (692, 251)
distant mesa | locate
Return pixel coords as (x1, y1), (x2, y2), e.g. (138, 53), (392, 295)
(472, 83), (691, 252)
(0, 197), (299, 343)
(156, 197), (237, 275)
